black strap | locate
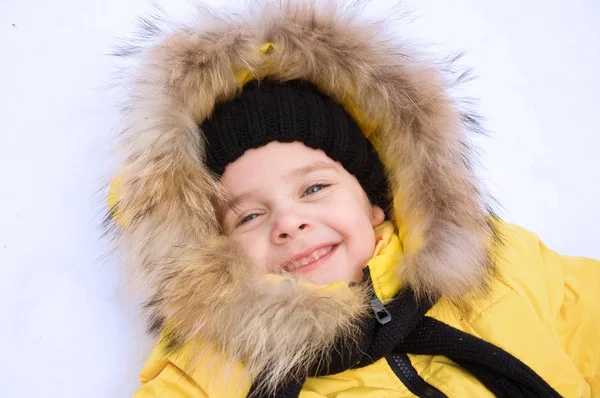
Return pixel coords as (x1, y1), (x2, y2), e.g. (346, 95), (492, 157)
(398, 317), (562, 398)
(248, 270), (562, 398)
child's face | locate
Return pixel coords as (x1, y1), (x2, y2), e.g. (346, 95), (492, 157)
(220, 141), (385, 285)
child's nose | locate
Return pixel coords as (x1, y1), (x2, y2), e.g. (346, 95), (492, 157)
(271, 211), (311, 244)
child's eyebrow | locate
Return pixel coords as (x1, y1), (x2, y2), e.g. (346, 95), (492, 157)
(223, 191), (254, 213)
(287, 161), (339, 178)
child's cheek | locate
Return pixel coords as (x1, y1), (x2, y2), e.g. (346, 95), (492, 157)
(237, 234), (271, 274)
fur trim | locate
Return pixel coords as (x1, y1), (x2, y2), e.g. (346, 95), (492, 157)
(107, 0), (499, 390)
(146, 238), (369, 393)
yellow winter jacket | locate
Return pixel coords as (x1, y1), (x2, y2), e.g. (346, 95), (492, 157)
(106, 2), (600, 397)
(133, 221), (600, 397)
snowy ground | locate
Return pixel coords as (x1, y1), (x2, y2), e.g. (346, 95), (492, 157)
(1, 1), (598, 397)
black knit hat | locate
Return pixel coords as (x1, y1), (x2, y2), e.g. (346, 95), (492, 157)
(201, 79), (391, 212)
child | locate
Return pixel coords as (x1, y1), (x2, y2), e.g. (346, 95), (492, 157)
(108, 2), (600, 397)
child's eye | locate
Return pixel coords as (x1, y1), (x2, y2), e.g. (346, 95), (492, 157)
(302, 183), (330, 197)
(237, 213), (260, 226)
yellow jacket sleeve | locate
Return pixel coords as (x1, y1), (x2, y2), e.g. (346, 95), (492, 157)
(499, 223), (600, 395)
(548, 246), (600, 394)
(133, 338), (251, 398)
(133, 361), (208, 398)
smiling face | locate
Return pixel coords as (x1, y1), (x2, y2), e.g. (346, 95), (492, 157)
(219, 141), (385, 285)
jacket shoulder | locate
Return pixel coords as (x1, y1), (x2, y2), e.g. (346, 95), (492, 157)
(135, 340), (251, 398)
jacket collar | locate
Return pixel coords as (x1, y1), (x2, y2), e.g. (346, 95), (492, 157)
(367, 221), (404, 302)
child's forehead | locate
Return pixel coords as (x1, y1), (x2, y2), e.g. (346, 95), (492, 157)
(222, 142), (342, 183)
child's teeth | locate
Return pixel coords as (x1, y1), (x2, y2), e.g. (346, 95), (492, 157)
(294, 245), (333, 269)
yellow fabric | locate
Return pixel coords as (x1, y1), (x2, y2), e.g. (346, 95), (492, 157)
(233, 42), (275, 86)
(134, 221), (600, 397)
(369, 221), (403, 302)
(134, 338), (251, 398)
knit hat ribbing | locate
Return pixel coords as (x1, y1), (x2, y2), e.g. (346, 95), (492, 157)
(200, 79), (390, 212)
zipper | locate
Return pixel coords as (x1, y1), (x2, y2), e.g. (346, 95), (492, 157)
(386, 353), (447, 398)
(362, 267), (444, 397)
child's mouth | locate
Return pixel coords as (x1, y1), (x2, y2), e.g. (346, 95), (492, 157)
(282, 243), (339, 273)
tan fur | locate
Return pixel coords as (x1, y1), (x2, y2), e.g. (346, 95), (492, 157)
(108, 0), (499, 391)
(146, 238), (369, 394)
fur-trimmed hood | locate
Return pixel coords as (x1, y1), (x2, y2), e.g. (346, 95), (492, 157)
(108, 1), (499, 392)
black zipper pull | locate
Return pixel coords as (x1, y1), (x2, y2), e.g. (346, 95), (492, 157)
(370, 296), (391, 324)
(362, 266), (392, 325)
